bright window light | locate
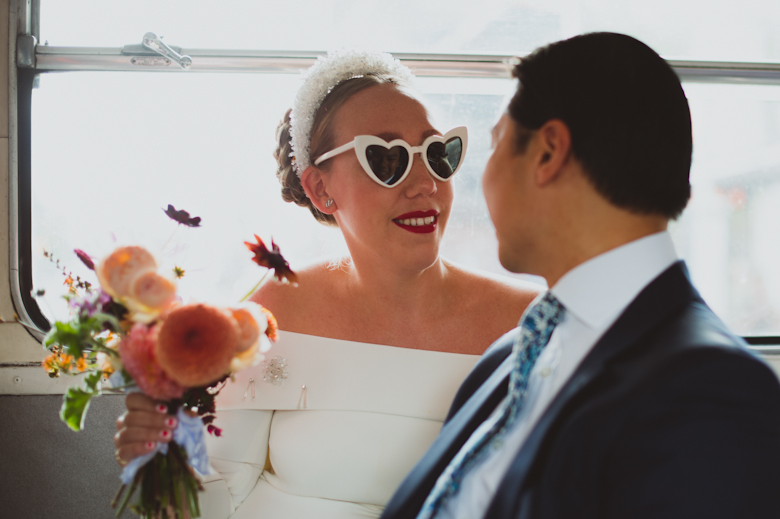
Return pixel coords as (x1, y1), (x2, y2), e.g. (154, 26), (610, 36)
(41, 0), (780, 62)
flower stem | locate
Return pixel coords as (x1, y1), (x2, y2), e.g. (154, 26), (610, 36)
(110, 483), (126, 509)
(160, 225), (180, 255)
(239, 270), (270, 302)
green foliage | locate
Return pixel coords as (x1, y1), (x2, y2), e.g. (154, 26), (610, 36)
(60, 386), (95, 431)
(83, 370), (102, 392)
(44, 306), (122, 360)
(60, 371), (103, 431)
(46, 317), (99, 358)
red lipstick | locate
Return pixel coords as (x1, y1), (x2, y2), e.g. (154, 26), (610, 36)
(392, 210), (439, 234)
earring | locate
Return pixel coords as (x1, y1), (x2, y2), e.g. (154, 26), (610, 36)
(325, 199), (333, 208)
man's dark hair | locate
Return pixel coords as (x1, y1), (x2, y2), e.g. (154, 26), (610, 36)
(508, 32), (692, 219)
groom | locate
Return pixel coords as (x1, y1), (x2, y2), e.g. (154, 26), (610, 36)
(381, 32), (780, 519)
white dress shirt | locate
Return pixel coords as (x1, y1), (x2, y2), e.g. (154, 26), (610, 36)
(436, 231), (679, 519)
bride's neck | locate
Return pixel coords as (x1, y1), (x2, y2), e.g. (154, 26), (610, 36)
(341, 255), (451, 310)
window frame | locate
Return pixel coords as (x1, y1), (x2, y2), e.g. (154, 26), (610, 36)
(13, 0), (780, 351)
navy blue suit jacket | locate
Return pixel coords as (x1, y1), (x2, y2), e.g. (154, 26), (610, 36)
(381, 262), (780, 519)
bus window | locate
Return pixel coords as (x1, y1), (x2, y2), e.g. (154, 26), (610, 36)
(19, 0), (780, 344)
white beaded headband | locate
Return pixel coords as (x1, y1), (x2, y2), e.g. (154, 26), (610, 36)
(290, 50), (415, 177)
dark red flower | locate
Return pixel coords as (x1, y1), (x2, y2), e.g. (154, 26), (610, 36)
(163, 204), (201, 227)
(74, 249), (95, 271)
(207, 424), (223, 437)
(244, 235), (298, 285)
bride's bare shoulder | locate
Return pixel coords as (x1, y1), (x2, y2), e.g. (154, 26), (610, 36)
(446, 262), (544, 315)
(434, 261), (545, 354)
(248, 259), (344, 326)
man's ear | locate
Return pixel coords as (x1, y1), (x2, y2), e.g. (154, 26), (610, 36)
(300, 166), (337, 213)
(534, 119), (572, 187)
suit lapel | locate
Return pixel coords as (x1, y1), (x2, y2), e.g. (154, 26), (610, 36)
(487, 261), (700, 516)
(381, 335), (516, 518)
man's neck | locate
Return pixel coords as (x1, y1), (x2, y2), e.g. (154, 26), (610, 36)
(540, 213), (668, 288)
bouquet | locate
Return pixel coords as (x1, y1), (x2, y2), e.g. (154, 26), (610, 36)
(40, 206), (296, 518)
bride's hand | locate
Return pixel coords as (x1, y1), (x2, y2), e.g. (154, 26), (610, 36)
(114, 393), (177, 466)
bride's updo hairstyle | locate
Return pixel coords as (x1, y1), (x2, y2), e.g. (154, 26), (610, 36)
(274, 50), (416, 227)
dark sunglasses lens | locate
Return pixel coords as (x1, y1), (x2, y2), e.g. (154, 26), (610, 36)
(426, 137), (463, 179)
(366, 146), (409, 185)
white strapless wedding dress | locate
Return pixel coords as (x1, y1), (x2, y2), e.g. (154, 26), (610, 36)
(198, 331), (479, 519)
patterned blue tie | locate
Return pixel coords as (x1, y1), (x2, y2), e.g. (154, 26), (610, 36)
(417, 291), (565, 519)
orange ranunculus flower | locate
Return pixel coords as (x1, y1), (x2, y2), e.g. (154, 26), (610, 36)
(231, 303), (264, 353)
(228, 302), (275, 372)
(260, 306), (278, 343)
(96, 246), (157, 299)
(119, 323), (186, 401)
(155, 304), (241, 387)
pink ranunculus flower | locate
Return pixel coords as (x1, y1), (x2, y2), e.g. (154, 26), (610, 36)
(119, 322), (186, 400)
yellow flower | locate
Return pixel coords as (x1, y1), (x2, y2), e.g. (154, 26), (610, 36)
(43, 350), (86, 376)
(60, 353), (74, 371)
(42, 353), (59, 375)
(75, 354), (89, 373)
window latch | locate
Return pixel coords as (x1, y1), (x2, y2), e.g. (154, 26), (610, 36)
(141, 32), (192, 70)
(17, 34), (36, 69)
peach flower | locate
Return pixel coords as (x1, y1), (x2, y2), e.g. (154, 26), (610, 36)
(130, 271), (178, 312)
(96, 246), (179, 323)
(119, 323), (185, 400)
(261, 306), (278, 342)
(228, 302), (275, 372)
(155, 304), (240, 387)
(96, 246), (157, 299)
(231, 303), (265, 353)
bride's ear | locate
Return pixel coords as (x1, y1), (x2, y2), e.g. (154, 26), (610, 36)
(301, 166), (337, 213)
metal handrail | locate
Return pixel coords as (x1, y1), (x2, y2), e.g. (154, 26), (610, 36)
(33, 45), (780, 82)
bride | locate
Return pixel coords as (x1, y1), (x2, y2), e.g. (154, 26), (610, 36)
(114, 50), (540, 518)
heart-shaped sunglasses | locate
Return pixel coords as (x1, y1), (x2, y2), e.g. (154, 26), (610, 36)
(313, 127), (468, 188)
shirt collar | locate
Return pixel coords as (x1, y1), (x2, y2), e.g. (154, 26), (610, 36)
(550, 231), (678, 331)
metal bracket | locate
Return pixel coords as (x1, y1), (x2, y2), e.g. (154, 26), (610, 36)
(17, 34), (36, 68)
(140, 32), (192, 70)
(121, 43), (183, 56)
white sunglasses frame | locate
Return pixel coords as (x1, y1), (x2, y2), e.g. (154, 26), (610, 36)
(313, 126), (468, 188)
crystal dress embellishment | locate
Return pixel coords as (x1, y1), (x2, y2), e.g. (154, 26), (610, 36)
(262, 356), (289, 385)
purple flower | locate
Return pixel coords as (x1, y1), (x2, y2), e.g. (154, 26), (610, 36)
(164, 205), (201, 227)
(69, 289), (112, 317)
(74, 249), (95, 271)
(96, 290), (112, 307)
